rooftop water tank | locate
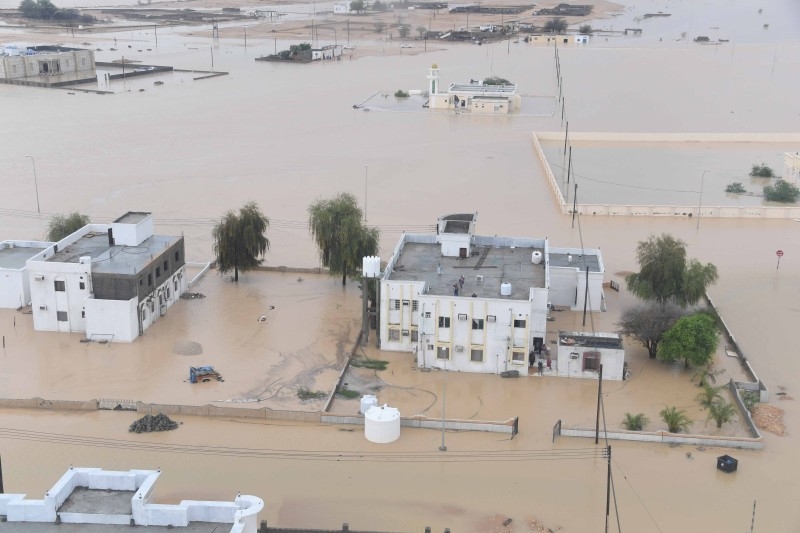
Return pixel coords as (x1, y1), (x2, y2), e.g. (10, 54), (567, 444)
(531, 250), (543, 265)
(500, 282), (512, 296)
(365, 404), (401, 444)
(360, 394), (378, 415)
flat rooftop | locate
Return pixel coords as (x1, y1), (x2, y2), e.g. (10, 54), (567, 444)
(0, 522), (235, 532)
(559, 331), (623, 350)
(449, 83), (517, 95)
(387, 242), (544, 300)
(46, 233), (179, 275)
(0, 245), (48, 270)
(59, 487), (134, 514)
(549, 251), (601, 272)
(114, 212), (150, 224)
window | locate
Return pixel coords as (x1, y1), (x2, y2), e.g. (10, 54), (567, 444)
(512, 351), (526, 363)
(166, 287), (171, 298)
(583, 351), (601, 371)
(54, 280), (65, 292)
(402, 300), (410, 307)
(411, 330), (419, 342)
(412, 300), (419, 311)
(156, 267), (161, 278)
(388, 328), (400, 341)
(175, 251), (180, 262)
(487, 315), (496, 323)
(148, 273), (153, 286)
(437, 346), (450, 359)
(174, 280), (178, 291)
(513, 318), (527, 328)
(139, 277), (143, 286)
(81, 310), (85, 318)
(164, 260), (169, 271)
(472, 318), (484, 330)
(79, 281), (85, 290)
(470, 348), (484, 362)
(401, 329), (410, 337)
(438, 316), (450, 328)
(424, 311), (431, 318)
(57, 311), (68, 322)
(390, 299), (400, 310)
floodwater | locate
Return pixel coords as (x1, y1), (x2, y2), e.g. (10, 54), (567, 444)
(1, 0), (800, 531)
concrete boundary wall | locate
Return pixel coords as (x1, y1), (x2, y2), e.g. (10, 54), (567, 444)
(322, 414), (516, 434)
(531, 131), (800, 219)
(136, 402), (322, 423)
(560, 427), (764, 450)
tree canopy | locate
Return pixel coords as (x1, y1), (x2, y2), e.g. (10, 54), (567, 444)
(660, 406), (692, 433)
(47, 212), (90, 242)
(308, 192), (379, 286)
(763, 179), (800, 203)
(19, 0), (91, 21)
(212, 202), (270, 282)
(543, 17), (568, 33)
(616, 303), (686, 359)
(625, 233), (718, 308)
(349, 0), (364, 13)
(483, 76), (512, 85)
(659, 312), (719, 369)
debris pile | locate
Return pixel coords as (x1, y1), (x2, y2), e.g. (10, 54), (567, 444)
(129, 413), (179, 433)
(751, 403), (785, 436)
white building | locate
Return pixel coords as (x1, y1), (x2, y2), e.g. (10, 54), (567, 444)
(333, 3), (351, 14)
(311, 44), (343, 60)
(0, 47), (95, 84)
(427, 63), (522, 114)
(784, 151), (800, 184)
(26, 212), (187, 342)
(556, 331), (625, 381)
(0, 240), (52, 309)
(377, 213), (605, 376)
(0, 467), (263, 532)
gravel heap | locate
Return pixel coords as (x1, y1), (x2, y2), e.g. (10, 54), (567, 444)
(751, 403), (785, 436)
(129, 413), (179, 433)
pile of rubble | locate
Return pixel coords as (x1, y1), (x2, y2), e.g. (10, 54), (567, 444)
(751, 403), (785, 436)
(129, 413), (179, 433)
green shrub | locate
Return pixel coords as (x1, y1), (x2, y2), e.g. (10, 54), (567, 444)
(394, 89), (410, 98)
(336, 387), (360, 399)
(350, 358), (389, 370)
(297, 387), (327, 400)
(725, 182), (746, 194)
(621, 412), (649, 431)
(763, 179), (800, 203)
(750, 164), (774, 177)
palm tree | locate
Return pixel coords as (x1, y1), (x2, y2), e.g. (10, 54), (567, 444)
(308, 192), (379, 286)
(706, 400), (736, 429)
(47, 212), (90, 242)
(621, 412), (649, 431)
(660, 406), (693, 433)
(212, 202), (270, 282)
(696, 382), (724, 408)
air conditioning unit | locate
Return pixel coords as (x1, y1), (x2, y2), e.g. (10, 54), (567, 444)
(34, 275), (44, 281)
(458, 313), (468, 321)
(476, 275), (484, 283)
(454, 345), (464, 352)
(570, 352), (579, 360)
(39, 305), (47, 310)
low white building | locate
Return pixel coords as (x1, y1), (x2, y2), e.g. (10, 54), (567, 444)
(0, 240), (51, 309)
(0, 47), (95, 84)
(311, 44), (343, 60)
(426, 64), (521, 114)
(26, 212), (187, 342)
(556, 331), (625, 380)
(784, 151), (800, 184)
(0, 467), (263, 532)
(377, 213), (605, 376)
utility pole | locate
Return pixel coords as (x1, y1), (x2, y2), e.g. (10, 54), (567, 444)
(439, 358), (447, 451)
(571, 183), (577, 228)
(582, 266), (589, 326)
(605, 445), (612, 533)
(595, 364), (603, 444)
(364, 165), (368, 223)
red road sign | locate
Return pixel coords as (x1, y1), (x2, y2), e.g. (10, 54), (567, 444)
(776, 250), (784, 257)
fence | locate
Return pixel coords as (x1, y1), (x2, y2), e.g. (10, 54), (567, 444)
(321, 414), (517, 435)
(558, 426), (764, 450)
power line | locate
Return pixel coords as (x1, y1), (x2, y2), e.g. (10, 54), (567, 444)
(551, 162), (700, 194)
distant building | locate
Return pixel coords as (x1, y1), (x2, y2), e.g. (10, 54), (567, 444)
(0, 47), (96, 86)
(333, 3), (351, 14)
(526, 34), (581, 45)
(26, 212), (187, 342)
(0, 240), (51, 309)
(426, 64), (521, 114)
(784, 151), (800, 184)
(311, 44), (343, 60)
(556, 331), (625, 380)
(0, 467), (263, 532)
(377, 213), (605, 376)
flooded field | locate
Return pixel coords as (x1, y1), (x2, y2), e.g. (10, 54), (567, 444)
(1, 0), (800, 531)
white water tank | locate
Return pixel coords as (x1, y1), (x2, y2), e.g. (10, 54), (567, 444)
(500, 282), (512, 296)
(360, 394), (378, 414)
(364, 404), (401, 443)
(531, 250), (543, 264)
(362, 256), (381, 278)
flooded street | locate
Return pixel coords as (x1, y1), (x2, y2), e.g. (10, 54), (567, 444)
(1, 0), (800, 530)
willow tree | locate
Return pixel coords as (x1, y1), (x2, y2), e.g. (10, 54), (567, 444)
(308, 192), (379, 286)
(625, 233), (718, 308)
(212, 202), (270, 282)
(47, 212), (90, 242)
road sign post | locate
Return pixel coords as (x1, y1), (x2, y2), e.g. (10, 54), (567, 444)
(776, 249), (784, 270)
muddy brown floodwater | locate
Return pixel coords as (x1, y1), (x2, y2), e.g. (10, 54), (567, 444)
(1, 0), (800, 531)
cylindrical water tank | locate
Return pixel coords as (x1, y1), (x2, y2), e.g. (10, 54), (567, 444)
(365, 404), (401, 444)
(531, 250), (543, 265)
(360, 394), (378, 415)
(500, 282), (512, 296)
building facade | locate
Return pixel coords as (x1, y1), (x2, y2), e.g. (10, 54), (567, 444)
(0, 240), (51, 309)
(427, 64), (521, 114)
(556, 331), (625, 380)
(0, 48), (95, 84)
(784, 151), (800, 184)
(377, 214), (605, 376)
(26, 212), (187, 342)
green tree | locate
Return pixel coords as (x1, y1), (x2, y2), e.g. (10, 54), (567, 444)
(543, 17), (567, 33)
(416, 25), (427, 37)
(616, 302), (686, 359)
(578, 24), (593, 34)
(483, 76), (512, 85)
(725, 182), (746, 194)
(749, 163), (774, 177)
(625, 233), (718, 308)
(621, 412), (649, 431)
(696, 382), (724, 408)
(372, 0), (386, 10)
(763, 179), (800, 203)
(47, 212), (90, 242)
(660, 406), (692, 433)
(397, 24), (410, 38)
(659, 312), (719, 369)
(706, 400), (736, 429)
(19, 0), (58, 18)
(308, 192), (379, 286)
(374, 21), (386, 32)
(212, 202), (270, 282)
(349, 0), (364, 13)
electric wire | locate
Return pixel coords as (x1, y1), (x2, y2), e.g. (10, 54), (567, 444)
(551, 162), (701, 194)
(612, 458), (665, 533)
